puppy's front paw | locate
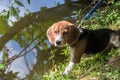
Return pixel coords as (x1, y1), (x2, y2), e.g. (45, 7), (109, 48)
(63, 70), (69, 75)
(63, 61), (75, 75)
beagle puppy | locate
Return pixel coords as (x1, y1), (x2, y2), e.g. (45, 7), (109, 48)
(46, 21), (120, 75)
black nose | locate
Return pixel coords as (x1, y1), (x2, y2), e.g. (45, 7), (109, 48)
(56, 40), (61, 45)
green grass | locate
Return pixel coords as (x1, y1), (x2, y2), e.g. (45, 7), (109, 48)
(32, 48), (120, 80)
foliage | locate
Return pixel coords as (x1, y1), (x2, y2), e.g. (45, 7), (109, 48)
(74, 0), (120, 30)
(0, 47), (19, 80)
(0, 64), (4, 69)
(0, 0), (30, 26)
(31, 48), (120, 80)
(0, 69), (18, 80)
(8, 0), (30, 18)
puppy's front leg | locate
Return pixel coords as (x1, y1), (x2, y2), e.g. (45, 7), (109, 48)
(64, 61), (75, 75)
(63, 44), (85, 75)
(63, 47), (76, 75)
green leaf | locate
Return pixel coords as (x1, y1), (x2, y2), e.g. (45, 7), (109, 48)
(10, 7), (18, 17)
(12, 7), (18, 17)
(16, 0), (25, 7)
(9, 0), (11, 2)
(0, 63), (4, 69)
(9, 7), (13, 16)
(27, 0), (30, 4)
(7, 11), (10, 19)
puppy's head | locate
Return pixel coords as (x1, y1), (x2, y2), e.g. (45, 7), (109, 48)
(47, 21), (80, 47)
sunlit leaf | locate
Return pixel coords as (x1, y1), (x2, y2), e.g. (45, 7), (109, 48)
(10, 7), (18, 17)
(9, 0), (11, 2)
(0, 63), (4, 69)
(12, 7), (18, 17)
(16, 0), (25, 7)
(9, 7), (13, 16)
(27, 0), (30, 4)
(7, 11), (10, 19)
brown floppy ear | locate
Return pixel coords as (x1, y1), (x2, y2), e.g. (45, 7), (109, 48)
(69, 25), (80, 45)
(46, 26), (55, 45)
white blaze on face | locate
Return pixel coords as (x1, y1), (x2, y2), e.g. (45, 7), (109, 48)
(55, 36), (65, 47)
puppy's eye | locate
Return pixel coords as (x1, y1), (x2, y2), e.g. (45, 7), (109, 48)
(63, 31), (68, 35)
(54, 31), (58, 34)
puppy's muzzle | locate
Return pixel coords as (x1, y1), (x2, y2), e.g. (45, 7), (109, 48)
(56, 40), (62, 45)
(55, 36), (64, 47)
